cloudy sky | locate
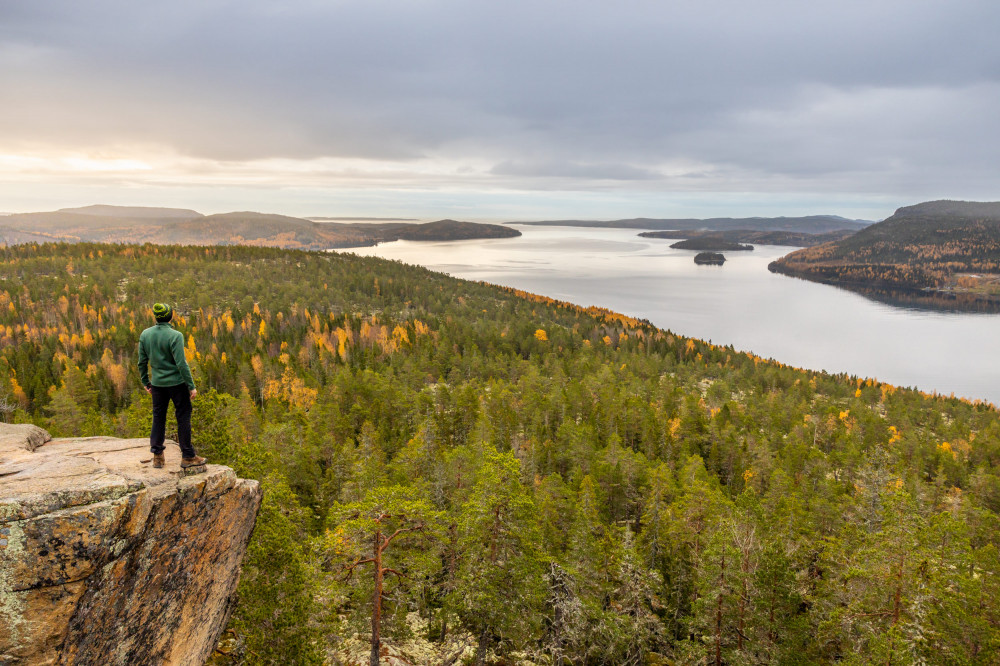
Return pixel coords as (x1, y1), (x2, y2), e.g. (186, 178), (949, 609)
(1, 0), (998, 220)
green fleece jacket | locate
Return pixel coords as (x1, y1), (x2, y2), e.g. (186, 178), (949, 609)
(137, 322), (196, 390)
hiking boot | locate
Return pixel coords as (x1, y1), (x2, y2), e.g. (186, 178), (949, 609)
(180, 455), (207, 468)
(152, 453), (165, 469)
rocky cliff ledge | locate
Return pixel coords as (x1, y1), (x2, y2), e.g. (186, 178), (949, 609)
(0, 423), (262, 665)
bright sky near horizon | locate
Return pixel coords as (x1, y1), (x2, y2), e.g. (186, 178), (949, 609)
(1, 0), (998, 221)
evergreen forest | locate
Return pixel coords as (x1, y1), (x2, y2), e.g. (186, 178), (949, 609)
(2, 242), (1000, 665)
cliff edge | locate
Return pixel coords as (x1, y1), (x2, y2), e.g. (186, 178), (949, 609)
(0, 423), (262, 665)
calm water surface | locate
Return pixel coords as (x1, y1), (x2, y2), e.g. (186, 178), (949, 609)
(339, 226), (1000, 405)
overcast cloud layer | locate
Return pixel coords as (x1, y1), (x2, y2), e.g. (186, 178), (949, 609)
(1, 0), (998, 219)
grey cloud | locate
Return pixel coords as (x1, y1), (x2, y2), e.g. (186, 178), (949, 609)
(491, 160), (660, 181)
(2, 0), (1000, 197)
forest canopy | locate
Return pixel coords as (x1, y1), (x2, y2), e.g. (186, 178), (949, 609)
(2, 242), (999, 665)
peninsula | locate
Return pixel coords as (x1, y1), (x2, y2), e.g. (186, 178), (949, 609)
(769, 200), (1000, 310)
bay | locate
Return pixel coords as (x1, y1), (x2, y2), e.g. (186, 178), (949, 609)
(338, 225), (1000, 406)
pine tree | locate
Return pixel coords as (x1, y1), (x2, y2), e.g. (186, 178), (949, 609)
(231, 479), (323, 665)
(451, 446), (545, 664)
(601, 529), (665, 665)
(325, 485), (441, 666)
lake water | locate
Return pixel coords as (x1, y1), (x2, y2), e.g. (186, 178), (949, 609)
(339, 225), (1000, 406)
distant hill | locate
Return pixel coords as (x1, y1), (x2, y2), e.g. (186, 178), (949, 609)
(4, 210), (171, 233)
(181, 216), (519, 248)
(0, 206), (520, 250)
(0, 225), (75, 245)
(201, 211), (314, 226)
(769, 200), (1000, 311)
(57, 205), (203, 219)
(307, 216), (419, 222)
(163, 212), (352, 248)
(792, 201), (1000, 260)
(2, 205), (203, 237)
(516, 215), (871, 234)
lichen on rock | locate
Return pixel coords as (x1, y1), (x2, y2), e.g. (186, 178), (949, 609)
(0, 423), (262, 665)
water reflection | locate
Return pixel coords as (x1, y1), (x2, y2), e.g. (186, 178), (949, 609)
(825, 283), (1000, 315)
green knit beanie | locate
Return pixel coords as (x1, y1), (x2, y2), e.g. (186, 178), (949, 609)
(152, 302), (173, 321)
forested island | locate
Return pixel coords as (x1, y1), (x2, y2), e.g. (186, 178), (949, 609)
(2, 243), (1000, 664)
(672, 239), (752, 252)
(0, 205), (520, 250)
(693, 251), (727, 265)
(769, 200), (1000, 311)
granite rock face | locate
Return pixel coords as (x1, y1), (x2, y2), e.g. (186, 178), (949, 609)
(0, 423), (262, 665)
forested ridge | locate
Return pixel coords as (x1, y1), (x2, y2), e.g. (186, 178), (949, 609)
(769, 200), (1000, 309)
(2, 242), (1000, 665)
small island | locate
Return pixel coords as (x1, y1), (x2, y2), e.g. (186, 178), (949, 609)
(694, 252), (726, 265)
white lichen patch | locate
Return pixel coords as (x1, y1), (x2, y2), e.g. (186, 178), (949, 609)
(330, 612), (539, 666)
(0, 520), (27, 650)
(0, 500), (19, 523)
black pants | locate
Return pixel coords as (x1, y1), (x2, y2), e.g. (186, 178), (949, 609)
(150, 384), (196, 458)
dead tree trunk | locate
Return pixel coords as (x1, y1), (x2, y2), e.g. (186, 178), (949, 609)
(370, 528), (383, 666)
(715, 551), (725, 666)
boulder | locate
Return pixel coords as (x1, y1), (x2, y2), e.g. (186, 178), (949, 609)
(0, 423), (262, 665)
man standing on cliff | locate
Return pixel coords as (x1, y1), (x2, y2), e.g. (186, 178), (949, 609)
(137, 303), (206, 470)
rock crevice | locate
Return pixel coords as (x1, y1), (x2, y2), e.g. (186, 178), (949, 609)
(0, 423), (262, 666)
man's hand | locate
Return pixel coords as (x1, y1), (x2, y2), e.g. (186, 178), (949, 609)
(145, 386), (152, 394)
(190, 389), (198, 399)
